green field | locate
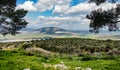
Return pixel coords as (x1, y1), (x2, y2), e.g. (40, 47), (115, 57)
(0, 38), (120, 70)
(0, 50), (120, 70)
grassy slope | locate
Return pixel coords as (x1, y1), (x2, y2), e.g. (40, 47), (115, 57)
(0, 50), (120, 70)
(0, 38), (120, 70)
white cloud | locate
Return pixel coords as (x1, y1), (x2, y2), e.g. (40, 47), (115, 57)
(16, 0), (72, 12)
(16, 1), (36, 11)
(96, 2), (117, 10)
(65, 3), (96, 15)
(25, 16), (90, 30)
(38, 16), (82, 24)
(16, 0), (118, 15)
(53, 4), (70, 15)
(64, 2), (117, 15)
(35, 0), (72, 12)
(34, 0), (56, 12)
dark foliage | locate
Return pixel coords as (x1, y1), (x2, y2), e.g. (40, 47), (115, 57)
(88, 0), (118, 5)
(88, 0), (106, 5)
(86, 8), (119, 33)
(0, 0), (28, 36)
(1, 38), (120, 55)
(87, 0), (120, 33)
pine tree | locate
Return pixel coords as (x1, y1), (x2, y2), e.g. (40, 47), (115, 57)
(0, 0), (28, 36)
(87, 0), (120, 33)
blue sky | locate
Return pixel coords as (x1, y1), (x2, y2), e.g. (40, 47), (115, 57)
(16, 0), (120, 30)
(16, 0), (84, 18)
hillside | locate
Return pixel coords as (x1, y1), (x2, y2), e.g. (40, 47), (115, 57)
(35, 27), (74, 35)
(0, 38), (120, 54)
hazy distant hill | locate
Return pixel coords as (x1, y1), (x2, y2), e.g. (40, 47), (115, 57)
(20, 27), (91, 35)
(17, 27), (120, 40)
(35, 27), (74, 35)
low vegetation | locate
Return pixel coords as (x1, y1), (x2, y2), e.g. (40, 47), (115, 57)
(0, 38), (120, 70)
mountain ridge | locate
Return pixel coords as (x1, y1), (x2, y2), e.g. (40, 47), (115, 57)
(35, 27), (73, 35)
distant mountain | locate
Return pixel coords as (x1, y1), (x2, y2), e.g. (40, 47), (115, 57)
(35, 27), (74, 35)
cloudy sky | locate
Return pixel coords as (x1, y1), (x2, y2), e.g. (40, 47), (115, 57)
(16, 0), (120, 30)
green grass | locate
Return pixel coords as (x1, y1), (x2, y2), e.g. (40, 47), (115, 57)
(0, 50), (120, 70)
(0, 38), (120, 70)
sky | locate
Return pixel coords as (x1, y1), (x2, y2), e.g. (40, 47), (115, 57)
(16, 0), (120, 30)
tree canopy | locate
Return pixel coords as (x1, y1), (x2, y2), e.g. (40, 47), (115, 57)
(88, 0), (118, 5)
(87, 0), (120, 33)
(0, 0), (28, 36)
